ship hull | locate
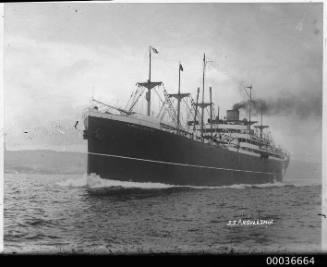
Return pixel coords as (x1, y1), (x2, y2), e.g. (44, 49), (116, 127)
(84, 112), (289, 186)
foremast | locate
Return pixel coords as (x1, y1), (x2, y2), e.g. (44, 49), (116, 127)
(137, 46), (162, 116)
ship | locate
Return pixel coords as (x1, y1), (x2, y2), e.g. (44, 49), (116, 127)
(83, 46), (290, 187)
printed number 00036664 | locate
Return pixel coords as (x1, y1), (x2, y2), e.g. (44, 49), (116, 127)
(266, 257), (315, 265)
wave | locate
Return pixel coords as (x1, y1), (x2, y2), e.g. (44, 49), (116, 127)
(87, 174), (175, 193)
(56, 176), (87, 187)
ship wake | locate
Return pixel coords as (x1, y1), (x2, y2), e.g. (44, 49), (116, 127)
(86, 173), (175, 193)
(56, 174), (318, 193)
(83, 173), (312, 194)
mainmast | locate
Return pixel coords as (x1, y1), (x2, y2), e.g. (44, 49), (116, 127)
(168, 63), (190, 133)
(137, 46), (162, 117)
(148, 46), (152, 83)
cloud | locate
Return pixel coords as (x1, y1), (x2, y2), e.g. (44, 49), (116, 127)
(4, 35), (147, 149)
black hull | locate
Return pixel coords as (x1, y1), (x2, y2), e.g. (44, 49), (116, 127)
(85, 114), (289, 186)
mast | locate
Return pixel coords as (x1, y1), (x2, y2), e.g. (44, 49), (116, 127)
(168, 63), (189, 133)
(193, 87), (200, 133)
(260, 110), (263, 139)
(147, 46), (152, 116)
(177, 62), (181, 130)
(137, 46), (162, 117)
(254, 100), (269, 144)
(195, 53), (212, 140)
(148, 46), (152, 82)
(201, 53), (206, 139)
(209, 86), (213, 140)
(246, 85), (252, 132)
(146, 46), (152, 116)
(217, 106), (219, 133)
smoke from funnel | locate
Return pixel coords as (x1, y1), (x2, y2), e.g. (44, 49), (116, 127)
(232, 91), (322, 119)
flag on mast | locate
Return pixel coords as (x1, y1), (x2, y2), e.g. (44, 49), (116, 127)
(179, 63), (183, 71)
(150, 46), (159, 54)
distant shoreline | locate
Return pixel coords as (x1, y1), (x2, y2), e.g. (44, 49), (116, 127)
(4, 149), (87, 175)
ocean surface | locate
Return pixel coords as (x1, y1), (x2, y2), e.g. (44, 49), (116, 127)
(4, 173), (322, 254)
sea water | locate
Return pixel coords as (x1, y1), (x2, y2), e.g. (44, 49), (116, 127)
(4, 173), (321, 254)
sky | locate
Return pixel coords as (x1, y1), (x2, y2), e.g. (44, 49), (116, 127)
(3, 2), (323, 163)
